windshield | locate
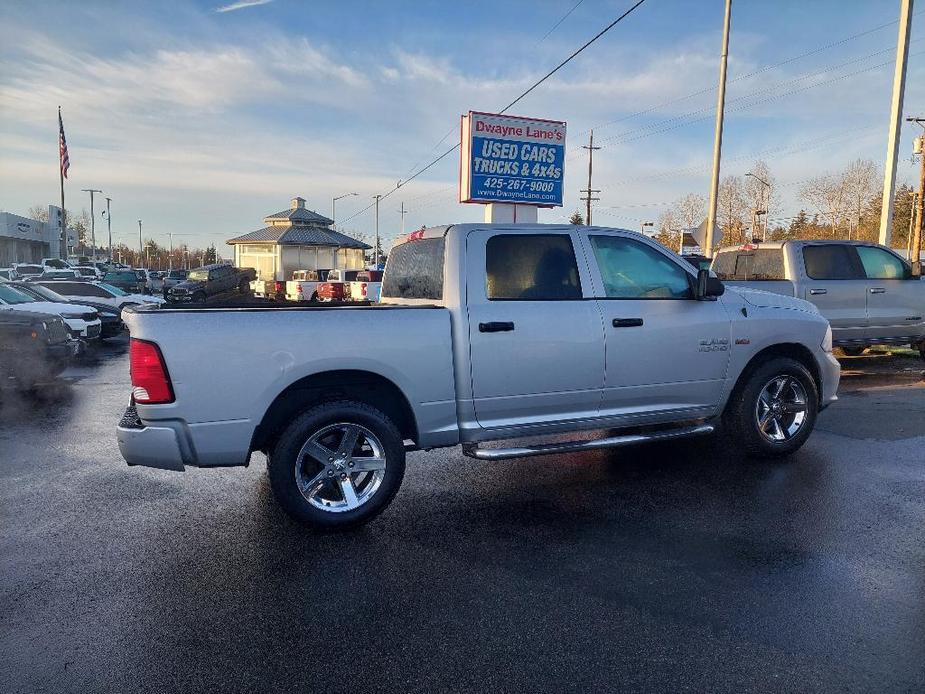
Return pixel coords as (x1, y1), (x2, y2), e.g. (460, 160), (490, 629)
(187, 270), (209, 280)
(98, 282), (128, 296)
(77, 268), (96, 276)
(168, 271), (186, 278)
(0, 284), (35, 304)
(44, 259), (70, 269)
(17, 265), (42, 274)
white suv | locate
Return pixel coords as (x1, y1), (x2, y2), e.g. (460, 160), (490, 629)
(0, 282), (102, 340)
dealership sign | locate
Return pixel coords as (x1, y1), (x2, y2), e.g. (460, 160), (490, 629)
(459, 111), (566, 207)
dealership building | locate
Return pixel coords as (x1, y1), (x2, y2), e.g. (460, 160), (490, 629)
(227, 197), (369, 281)
(0, 206), (76, 267)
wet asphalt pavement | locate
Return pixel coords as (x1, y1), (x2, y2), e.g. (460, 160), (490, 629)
(2, 338), (925, 693)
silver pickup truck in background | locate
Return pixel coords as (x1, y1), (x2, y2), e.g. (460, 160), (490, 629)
(118, 224), (840, 529)
(712, 240), (925, 359)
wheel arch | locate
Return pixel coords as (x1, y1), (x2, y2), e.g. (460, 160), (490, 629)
(730, 343), (823, 406)
(250, 369), (419, 455)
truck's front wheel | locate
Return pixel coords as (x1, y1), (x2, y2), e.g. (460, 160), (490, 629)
(268, 400), (405, 529)
(723, 357), (819, 459)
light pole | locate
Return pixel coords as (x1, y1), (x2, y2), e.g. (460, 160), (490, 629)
(137, 220), (143, 267)
(101, 197), (113, 262)
(81, 188), (102, 259)
(641, 221), (654, 235)
(332, 192), (358, 230)
(745, 172), (771, 241)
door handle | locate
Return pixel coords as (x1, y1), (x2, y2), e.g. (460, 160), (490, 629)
(479, 321), (515, 333)
(612, 318), (644, 328)
(809, 288), (827, 295)
(869, 287), (886, 294)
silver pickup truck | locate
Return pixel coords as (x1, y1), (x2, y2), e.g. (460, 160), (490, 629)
(118, 224), (839, 529)
(712, 240), (925, 358)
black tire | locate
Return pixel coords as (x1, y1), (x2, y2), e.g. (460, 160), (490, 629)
(267, 400), (405, 530)
(839, 345), (866, 357)
(723, 357), (819, 459)
(192, 291), (206, 303)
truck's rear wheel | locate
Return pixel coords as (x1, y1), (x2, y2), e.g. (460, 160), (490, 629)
(268, 400), (405, 529)
(723, 357), (818, 459)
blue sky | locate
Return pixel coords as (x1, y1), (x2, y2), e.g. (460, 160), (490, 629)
(1, 0), (923, 252)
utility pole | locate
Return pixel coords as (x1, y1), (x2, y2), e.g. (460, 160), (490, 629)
(580, 129), (601, 225)
(137, 220), (143, 267)
(908, 117), (925, 272)
(373, 194), (382, 268)
(81, 188), (102, 259)
(704, 0), (732, 258)
(168, 232), (174, 270)
(879, 0), (914, 246)
(102, 197), (112, 262)
(398, 201), (408, 235)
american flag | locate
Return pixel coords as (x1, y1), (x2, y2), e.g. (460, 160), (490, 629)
(58, 108), (70, 179)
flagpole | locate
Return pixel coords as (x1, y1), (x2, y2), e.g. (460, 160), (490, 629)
(58, 106), (67, 259)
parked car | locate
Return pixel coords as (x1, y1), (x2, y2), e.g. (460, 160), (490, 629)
(161, 269), (188, 296)
(34, 280), (164, 312)
(253, 278), (287, 301)
(10, 282), (123, 339)
(39, 269), (79, 280)
(166, 264), (256, 303)
(133, 269), (154, 294)
(315, 269), (361, 302)
(712, 240), (925, 359)
(41, 258), (72, 271)
(147, 271), (165, 294)
(0, 282), (101, 340)
(285, 269), (333, 302)
(73, 266), (103, 280)
(0, 268), (20, 281)
(347, 270), (384, 302)
(0, 309), (78, 389)
(118, 224), (839, 529)
(103, 270), (146, 294)
(12, 263), (44, 279)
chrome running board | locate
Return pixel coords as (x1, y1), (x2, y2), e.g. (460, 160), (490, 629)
(462, 423), (715, 461)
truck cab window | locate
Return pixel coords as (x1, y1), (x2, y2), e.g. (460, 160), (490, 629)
(802, 245), (863, 280)
(589, 235), (691, 299)
(486, 234), (581, 300)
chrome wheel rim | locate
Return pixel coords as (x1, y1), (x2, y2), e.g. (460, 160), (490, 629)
(755, 375), (808, 443)
(294, 422), (387, 513)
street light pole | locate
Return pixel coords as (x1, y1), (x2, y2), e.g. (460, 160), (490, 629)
(81, 188), (102, 259)
(373, 194), (382, 268)
(137, 220), (143, 267)
(332, 192), (358, 230)
(745, 172), (771, 241)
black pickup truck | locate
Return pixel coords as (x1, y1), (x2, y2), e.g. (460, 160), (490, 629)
(0, 309), (79, 389)
(165, 264), (257, 304)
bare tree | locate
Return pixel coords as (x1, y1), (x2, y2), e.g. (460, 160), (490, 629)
(800, 173), (848, 237)
(653, 208), (681, 250)
(841, 158), (878, 240)
(743, 161), (780, 239)
(676, 193), (706, 230)
(717, 175), (749, 246)
(28, 205), (49, 222)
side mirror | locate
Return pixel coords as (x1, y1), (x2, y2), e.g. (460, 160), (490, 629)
(696, 268), (725, 300)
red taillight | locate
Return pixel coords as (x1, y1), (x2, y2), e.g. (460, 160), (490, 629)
(361, 282), (368, 297)
(275, 281), (285, 293)
(130, 338), (174, 404)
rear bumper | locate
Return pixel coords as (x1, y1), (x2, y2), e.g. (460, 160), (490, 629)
(117, 405), (185, 471)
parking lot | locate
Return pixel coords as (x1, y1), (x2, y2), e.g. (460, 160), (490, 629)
(1, 338), (924, 693)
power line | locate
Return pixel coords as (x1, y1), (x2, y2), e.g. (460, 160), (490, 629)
(339, 0), (648, 226)
(540, 0), (585, 42)
(577, 9), (925, 137)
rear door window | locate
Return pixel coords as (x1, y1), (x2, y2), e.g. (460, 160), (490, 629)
(713, 249), (784, 280)
(486, 234), (581, 300)
(802, 245), (863, 280)
(382, 237), (445, 300)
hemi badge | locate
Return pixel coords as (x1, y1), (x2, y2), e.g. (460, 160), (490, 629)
(735, 338), (750, 345)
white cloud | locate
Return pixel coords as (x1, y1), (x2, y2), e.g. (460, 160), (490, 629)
(215, 0), (273, 14)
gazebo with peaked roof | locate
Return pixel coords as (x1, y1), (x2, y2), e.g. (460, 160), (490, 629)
(227, 197), (370, 282)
